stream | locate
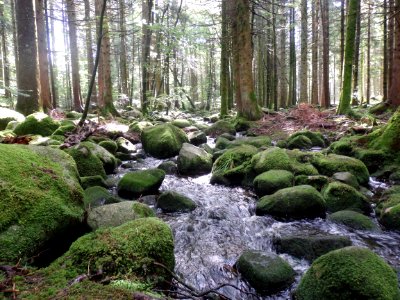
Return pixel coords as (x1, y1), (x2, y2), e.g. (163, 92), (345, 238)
(110, 155), (400, 300)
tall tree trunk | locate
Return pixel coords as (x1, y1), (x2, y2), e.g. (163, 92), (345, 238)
(44, 0), (57, 108)
(299, 0), (308, 103)
(66, 0), (82, 112)
(84, 0), (97, 104)
(62, 0), (72, 109)
(288, 0), (297, 106)
(0, 1), (11, 99)
(141, 0), (153, 114)
(279, 3), (288, 108)
(383, 0), (388, 102)
(15, 0), (39, 116)
(231, 0), (262, 120)
(366, 2), (371, 104)
(96, 0), (118, 115)
(337, 0), (359, 115)
(352, 0), (361, 104)
(119, 0), (129, 96)
(36, 0), (52, 111)
(320, 0), (330, 108)
(340, 0), (345, 89)
(388, 0), (400, 107)
(220, 0), (229, 117)
(10, 0), (18, 87)
(388, 0), (395, 96)
(311, 0), (319, 105)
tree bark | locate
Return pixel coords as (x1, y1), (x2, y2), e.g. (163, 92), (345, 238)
(15, 0), (39, 116)
(311, 0), (319, 105)
(320, 0), (330, 108)
(141, 0), (153, 115)
(299, 0), (308, 103)
(119, 0), (129, 96)
(351, 0), (361, 104)
(288, 0), (297, 106)
(0, 1), (11, 100)
(220, 0), (229, 117)
(388, 0), (400, 107)
(337, 0), (359, 115)
(84, 0), (97, 104)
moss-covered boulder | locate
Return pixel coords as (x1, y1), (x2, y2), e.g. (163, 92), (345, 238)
(322, 182), (370, 213)
(87, 201), (154, 230)
(236, 250), (295, 295)
(294, 175), (329, 191)
(172, 118), (191, 128)
(128, 121), (153, 134)
(228, 135), (272, 149)
(287, 135), (313, 150)
(256, 185), (326, 220)
(295, 247), (400, 300)
(332, 172), (359, 189)
(141, 124), (188, 159)
(312, 154), (370, 185)
(354, 149), (387, 173)
(177, 143), (212, 175)
(83, 186), (120, 209)
(288, 131), (325, 148)
(49, 218), (174, 287)
(188, 130), (207, 146)
(52, 124), (75, 136)
(65, 145), (106, 178)
(274, 235), (352, 261)
(0, 108), (25, 130)
(0, 144), (84, 264)
(211, 145), (258, 186)
(157, 191), (197, 213)
(157, 161), (178, 175)
(99, 140), (118, 155)
(118, 169), (165, 199)
(251, 147), (293, 175)
(116, 137), (137, 154)
(204, 120), (236, 137)
(253, 170), (294, 196)
(80, 175), (108, 190)
(328, 210), (378, 231)
(329, 139), (355, 156)
(13, 112), (59, 136)
(379, 194), (400, 231)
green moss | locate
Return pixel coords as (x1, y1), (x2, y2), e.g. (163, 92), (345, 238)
(274, 235), (352, 261)
(0, 144), (84, 264)
(80, 175), (107, 190)
(370, 109), (400, 153)
(171, 119), (192, 128)
(295, 175), (329, 191)
(52, 124), (75, 136)
(204, 120), (236, 137)
(296, 246), (400, 300)
(328, 210), (378, 231)
(129, 121), (153, 134)
(177, 143), (213, 175)
(132, 202), (155, 218)
(251, 147), (293, 174)
(229, 135), (272, 149)
(84, 186), (120, 209)
(65, 111), (83, 119)
(253, 170), (294, 196)
(237, 250), (295, 295)
(287, 135), (313, 150)
(378, 193), (400, 230)
(65, 145), (107, 179)
(354, 149), (388, 173)
(291, 131), (325, 147)
(312, 154), (370, 185)
(256, 185), (326, 220)
(117, 169), (165, 199)
(13, 112), (60, 136)
(329, 140), (355, 156)
(141, 124), (188, 159)
(157, 191), (197, 213)
(322, 182), (370, 213)
(0, 108), (25, 130)
(99, 140), (118, 154)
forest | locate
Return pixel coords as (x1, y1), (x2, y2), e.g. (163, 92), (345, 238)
(1, 0), (400, 299)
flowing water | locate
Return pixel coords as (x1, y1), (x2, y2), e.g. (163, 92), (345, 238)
(111, 156), (400, 300)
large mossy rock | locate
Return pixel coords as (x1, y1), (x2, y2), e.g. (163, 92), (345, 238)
(0, 144), (84, 264)
(225, 136), (272, 150)
(322, 182), (370, 213)
(294, 175), (329, 191)
(99, 140), (118, 155)
(177, 143), (212, 175)
(274, 235), (352, 261)
(157, 191), (197, 213)
(0, 108), (25, 130)
(312, 154), (370, 185)
(287, 135), (313, 150)
(287, 131), (325, 148)
(87, 201), (155, 230)
(256, 185), (326, 220)
(253, 170), (294, 196)
(204, 120), (236, 137)
(332, 171), (359, 189)
(13, 112), (59, 136)
(83, 186), (120, 209)
(141, 124), (188, 159)
(328, 210), (378, 231)
(188, 130), (207, 146)
(251, 147), (293, 175)
(211, 145), (258, 186)
(236, 250), (295, 295)
(296, 247), (400, 300)
(49, 218), (174, 287)
(378, 193), (400, 230)
(117, 169), (165, 199)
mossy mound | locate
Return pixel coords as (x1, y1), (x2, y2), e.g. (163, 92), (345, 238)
(157, 191), (197, 213)
(129, 121), (153, 134)
(0, 144), (84, 264)
(141, 124), (188, 159)
(87, 201), (154, 230)
(312, 154), (370, 185)
(295, 175), (329, 191)
(52, 124), (75, 136)
(256, 185), (326, 220)
(228, 136), (272, 149)
(253, 170), (294, 196)
(65, 111), (82, 119)
(171, 118), (192, 128)
(83, 186), (120, 209)
(117, 169), (165, 199)
(48, 218), (174, 288)
(322, 182), (370, 213)
(332, 172), (359, 189)
(287, 135), (313, 150)
(188, 130), (207, 146)
(354, 149), (387, 173)
(65, 144), (107, 179)
(157, 161), (178, 175)
(80, 175), (107, 190)
(99, 140), (118, 155)
(329, 140), (354, 156)
(177, 143), (213, 175)
(13, 112), (60, 136)
(251, 147), (293, 175)
(116, 137), (137, 154)
(0, 107), (25, 130)
(288, 131), (325, 148)
(328, 210), (378, 231)
(378, 193), (400, 230)
(295, 246), (400, 300)
(274, 235), (352, 261)
(204, 120), (236, 137)
(211, 145), (258, 186)
(236, 250), (295, 295)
